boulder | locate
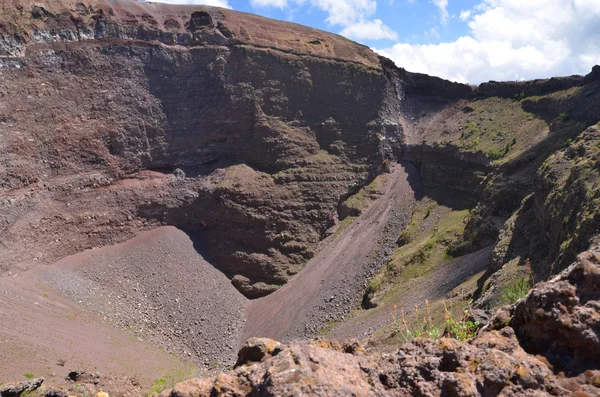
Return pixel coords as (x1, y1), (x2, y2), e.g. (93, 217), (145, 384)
(512, 248), (600, 374)
(235, 338), (283, 366)
(0, 378), (44, 397)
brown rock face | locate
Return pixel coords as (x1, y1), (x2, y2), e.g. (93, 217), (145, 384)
(512, 248), (600, 374)
(0, 0), (416, 297)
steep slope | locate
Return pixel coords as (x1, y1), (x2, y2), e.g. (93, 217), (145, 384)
(360, 68), (600, 325)
(243, 163), (417, 342)
(0, 0), (411, 298)
(1, 1), (600, 391)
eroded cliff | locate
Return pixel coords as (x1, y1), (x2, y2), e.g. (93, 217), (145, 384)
(0, 0), (413, 297)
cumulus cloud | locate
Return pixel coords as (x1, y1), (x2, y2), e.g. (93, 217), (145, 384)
(431, 0), (449, 25)
(376, 0), (600, 83)
(141, 0), (232, 9)
(249, 0), (288, 7)
(249, 0), (397, 41)
(340, 19), (399, 40)
(459, 9), (471, 21)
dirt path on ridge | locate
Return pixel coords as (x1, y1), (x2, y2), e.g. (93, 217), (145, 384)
(242, 162), (419, 342)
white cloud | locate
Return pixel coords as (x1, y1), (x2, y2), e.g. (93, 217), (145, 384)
(424, 27), (439, 39)
(249, 0), (288, 7)
(141, 0), (232, 8)
(459, 9), (471, 21)
(313, 0), (378, 26)
(340, 19), (399, 40)
(431, 0), (449, 25)
(376, 0), (600, 83)
(247, 0), (397, 42)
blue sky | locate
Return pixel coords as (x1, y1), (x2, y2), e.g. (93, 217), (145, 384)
(143, 0), (600, 84)
(227, 0), (479, 48)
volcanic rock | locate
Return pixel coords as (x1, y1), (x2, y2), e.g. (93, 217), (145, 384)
(0, 378), (44, 397)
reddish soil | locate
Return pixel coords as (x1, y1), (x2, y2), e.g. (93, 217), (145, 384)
(0, 162), (487, 383)
(0, 263), (192, 387)
(0, 226), (247, 382)
(1, 164), (419, 380)
(42, 227), (247, 369)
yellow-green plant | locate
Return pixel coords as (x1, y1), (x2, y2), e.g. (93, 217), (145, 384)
(501, 277), (531, 304)
(443, 303), (479, 341)
(391, 300), (441, 342)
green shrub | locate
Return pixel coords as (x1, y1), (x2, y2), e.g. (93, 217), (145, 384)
(485, 148), (505, 160)
(365, 278), (381, 297)
(391, 301), (441, 342)
(559, 112), (571, 122)
(149, 378), (167, 396)
(391, 302), (480, 342)
(513, 91), (526, 101)
(501, 277), (530, 304)
(397, 228), (412, 245)
(24, 374), (34, 379)
(444, 308), (480, 341)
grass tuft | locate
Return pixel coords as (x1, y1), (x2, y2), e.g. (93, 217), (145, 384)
(390, 300), (480, 342)
(501, 277), (531, 304)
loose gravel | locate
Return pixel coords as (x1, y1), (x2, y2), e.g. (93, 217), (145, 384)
(44, 226), (247, 370)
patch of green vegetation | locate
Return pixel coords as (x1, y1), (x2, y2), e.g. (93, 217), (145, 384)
(485, 147), (507, 160)
(365, 277), (382, 298)
(391, 300), (441, 342)
(501, 277), (531, 304)
(333, 216), (356, 239)
(379, 203), (472, 299)
(343, 174), (388, 213)
(513, 90), (526, 102)
(149, 378), (166, 395)
(391, 301), (480, 343)
(308, 150), (337, 164)
(147, 367), (196, 396)
(559, 238), (572, 252)
(452, 97), (548, 162)
(559, 112), (571, 122)
(24, 373), (34, 379)
(400, 209), (470, 282)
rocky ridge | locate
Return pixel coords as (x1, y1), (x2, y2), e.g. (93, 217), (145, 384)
(6, 246), (594, 396)
(1, 0), (600, 392)
(2, 0), (597, 301)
